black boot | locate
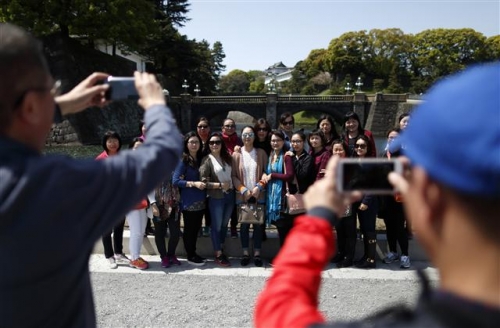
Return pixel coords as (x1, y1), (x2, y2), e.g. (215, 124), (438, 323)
(354, 235), (368, 264)
(356, 233), (377, 269)
(337, 238), (356, 268)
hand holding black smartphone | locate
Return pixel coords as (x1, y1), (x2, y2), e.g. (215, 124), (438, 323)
(104, 77), (139, 101)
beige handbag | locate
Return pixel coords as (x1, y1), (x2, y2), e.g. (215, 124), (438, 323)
(283, 162), (306, 215)
(237, 203), (265, 225)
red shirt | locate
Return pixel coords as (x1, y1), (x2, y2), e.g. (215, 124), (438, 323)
(222, 132), (242, 155)
(254, 216), (334, 328)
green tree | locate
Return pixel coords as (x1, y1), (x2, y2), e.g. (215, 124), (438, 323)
(485, 35), (500, 61)
(412, 28), (489, 90)
(219, 69), (250, 93)
(326, 31), (369, 83)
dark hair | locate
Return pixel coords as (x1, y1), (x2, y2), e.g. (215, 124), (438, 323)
(269, 130), (286, 141)
(241, 125), (256, 135)
(398, 113), (410, 123)
(342, 111), (364, 135)
(101, 130), (122, 153)
(316, 114), (340, 140)
(279, 112), (294, 125)
(386, 127), (401, 137)
(254, 118), (271, 133)
(129, 137), (143, 149)
(308, 129), (326, 150)
(204, 132), (232, 165)
(331, 138), (348, 153)
(182, 131), (203, 167)
(292, 131), (307, 142)
(0, 24), (50, 133)
(354, 134), (373, 158)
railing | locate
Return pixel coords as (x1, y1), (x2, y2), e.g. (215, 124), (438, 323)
(192, 96), (267, 104)
(277, 95), (353, 102)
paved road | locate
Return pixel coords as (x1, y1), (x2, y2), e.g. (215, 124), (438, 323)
(90, 255), (439, 328)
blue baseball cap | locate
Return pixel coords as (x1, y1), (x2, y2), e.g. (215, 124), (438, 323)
(391, 62), (500, 197)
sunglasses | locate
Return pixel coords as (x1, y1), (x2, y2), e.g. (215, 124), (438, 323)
(282, 121), (294, 126)
(224, 124), (236, 129)
(209, 140), (222, 146)
(242, 133), (255, 138)
(355, 144), (367, 149)
(197, 125), (208, 129)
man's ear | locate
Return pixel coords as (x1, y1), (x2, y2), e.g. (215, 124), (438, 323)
(410, 167), (446, 253)
(15, 93), (43, 125)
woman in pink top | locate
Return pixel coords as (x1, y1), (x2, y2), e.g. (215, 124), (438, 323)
(95, 131), (129, 269)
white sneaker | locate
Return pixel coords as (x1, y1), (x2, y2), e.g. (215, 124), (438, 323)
(383, 252), (399, 264)
(400, 255), (411, 269)
(115, 253), (130, 264)
(108, 257), (118, 269)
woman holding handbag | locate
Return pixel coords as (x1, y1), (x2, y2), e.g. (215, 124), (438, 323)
(231, 126), (268, 267)
(261, 131), (295, 248)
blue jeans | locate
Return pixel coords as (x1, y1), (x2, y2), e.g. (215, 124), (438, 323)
(209, 191), (235, 252)
(240, 223), (262, 251)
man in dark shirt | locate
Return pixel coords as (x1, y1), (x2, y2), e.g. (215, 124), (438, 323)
(255, 63), (500, 327)
(0, 23), (182, 327)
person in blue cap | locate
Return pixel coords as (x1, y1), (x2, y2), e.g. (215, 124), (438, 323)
(255, 62), (500, 327)
(0, 23), (183, 327)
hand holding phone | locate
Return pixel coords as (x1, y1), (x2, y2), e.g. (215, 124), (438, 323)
(336, 158), (403, 195)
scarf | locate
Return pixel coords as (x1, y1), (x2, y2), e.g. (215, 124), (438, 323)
(266, 151), (284, 223)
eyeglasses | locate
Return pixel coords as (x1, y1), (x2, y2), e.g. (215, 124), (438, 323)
(224, 124), (236, 129)
(197, 125), (208, 129)
(355, 144), (367, 149)
(242, 133), (255, 138)
(270, 139), (283, 143)
(291, 139), (303, 144)
(209, 140), (222, 146)
(187, 141), (199, 145)
(283, 121), (294, 126)
(257, 128), (268, 132)
(13, 79), (61, 110)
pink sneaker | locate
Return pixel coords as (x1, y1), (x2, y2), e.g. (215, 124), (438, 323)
(169, 255), (181, 266)
(161, 256), (170, 268)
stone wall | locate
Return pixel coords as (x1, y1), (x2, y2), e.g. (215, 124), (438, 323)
(43, 34), (141, 145)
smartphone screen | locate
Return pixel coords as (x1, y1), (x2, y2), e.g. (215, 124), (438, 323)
(105, 77), (139, 101)
(338, 159), (401, 194)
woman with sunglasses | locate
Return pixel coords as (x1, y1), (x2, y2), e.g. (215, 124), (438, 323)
(195, 117), (212, 237)
(261, 131), (295, 248)
(253, 118), (272, 156)
(342, 111), (377, 157)
(278, 112), (294, 151)
(200, 132), (235, 267)
(352, 135), (379, 269)
(231, 126), (268, 267)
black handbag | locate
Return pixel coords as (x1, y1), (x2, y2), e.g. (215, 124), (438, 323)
(237, 203), (265, 225)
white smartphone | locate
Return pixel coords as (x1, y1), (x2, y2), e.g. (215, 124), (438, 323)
(104, 76), (139, 101)
(336, 158), (403, 194)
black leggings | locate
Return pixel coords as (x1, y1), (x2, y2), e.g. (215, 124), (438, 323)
(153, 207), (181, 258)
(182, 209), (204, 258)
(384, 203), (409, 256)
(102, 218), (125, 259)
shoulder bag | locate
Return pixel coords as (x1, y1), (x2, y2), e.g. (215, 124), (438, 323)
(237, 202), (265, 225)
(283, 160), (306, 215)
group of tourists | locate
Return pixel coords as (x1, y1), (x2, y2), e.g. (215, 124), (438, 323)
(99, 110), (412, 269)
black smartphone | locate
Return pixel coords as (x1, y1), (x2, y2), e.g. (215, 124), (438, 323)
(104, 77), (139, 101)
(336, 158), (402, 194)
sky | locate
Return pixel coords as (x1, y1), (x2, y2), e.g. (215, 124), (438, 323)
(179, 0), (500, 73)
